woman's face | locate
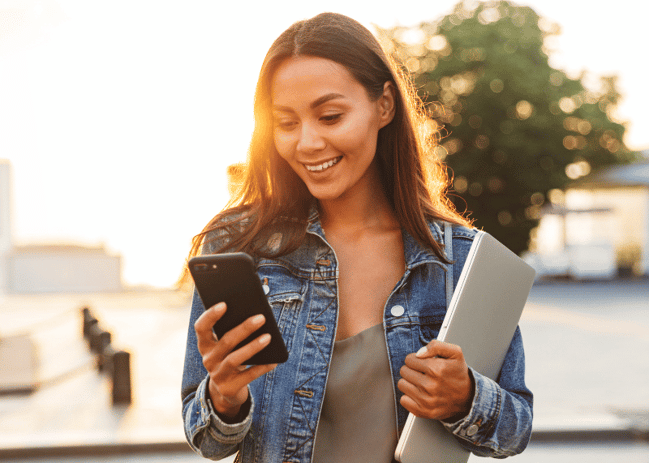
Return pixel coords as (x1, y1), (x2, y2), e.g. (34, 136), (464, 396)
(270, 56), (394, 203)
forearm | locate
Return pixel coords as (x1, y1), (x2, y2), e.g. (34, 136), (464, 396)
(181, 289), (253, 459)
(182, 375), (253, 460)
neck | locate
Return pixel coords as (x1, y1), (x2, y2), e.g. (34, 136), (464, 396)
(318, 167), (398, 236)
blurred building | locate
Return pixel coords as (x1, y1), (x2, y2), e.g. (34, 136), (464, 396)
(529, 157), (649, 279)
(0, 160), (14, 293)
(6, 244), (122, 293)
(0, 159), (123, 294)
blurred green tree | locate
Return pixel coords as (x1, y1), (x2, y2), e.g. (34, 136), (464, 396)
(379, 0), (636, 254)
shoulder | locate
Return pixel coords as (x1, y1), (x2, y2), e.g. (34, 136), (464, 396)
(203, 207), (307, 258)
(425, 220), (479, 269)
(450, 223), (478, 247)
(426, 219), (478, 244)
(201, 207), (254, 255)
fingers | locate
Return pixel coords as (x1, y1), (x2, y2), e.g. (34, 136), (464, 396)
(218, 357), (277, 396)
(194, 302), (226, 352)
(398, 364), (437, 404)
(402, 350), (469, 388)
(398, 365), (466, 420)
(398, 342), (474, 420)
(195, 302), (280, 418)
(415, 339), (462, 359)
(195, 302), (267, 363)
(208, 333), (278, 414)
(216, 313), (266, 362)
(220, 332), (271, 372)
(399, 389), (432, 418)
(196, 304), (276, 378)
(214, 331), (277, 393)
(397, 369), (442, 418)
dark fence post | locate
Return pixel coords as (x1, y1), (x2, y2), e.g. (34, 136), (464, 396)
(111, 350), (132, 406)
(80, 306), (132, 406)
(88, 325), (111, 354)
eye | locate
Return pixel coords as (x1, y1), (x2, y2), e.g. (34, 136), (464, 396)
(320, 113), (342, 124)
(274, 119), (298, 131)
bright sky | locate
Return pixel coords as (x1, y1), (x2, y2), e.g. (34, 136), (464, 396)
(2, 0), (648, 288)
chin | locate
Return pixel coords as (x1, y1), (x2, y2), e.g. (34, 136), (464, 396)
(306, 185), (343, 202)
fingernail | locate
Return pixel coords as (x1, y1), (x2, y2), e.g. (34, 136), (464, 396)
(213, 303), (225, 313)
(416, 346), (428, 358)
(259, 333), (271, 344)
(252, 314), (265, 325)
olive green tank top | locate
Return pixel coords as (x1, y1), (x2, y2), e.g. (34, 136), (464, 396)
(312, 323), (398, 462)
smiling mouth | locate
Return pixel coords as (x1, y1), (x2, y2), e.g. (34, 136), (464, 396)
(304, 156), (342, 172)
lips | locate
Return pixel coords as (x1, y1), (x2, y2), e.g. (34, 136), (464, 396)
(304, 156), (342, 172)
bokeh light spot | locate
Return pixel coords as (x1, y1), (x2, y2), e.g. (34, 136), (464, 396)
(515, 100), (534, 119)
(498, 210), (513, 226)
(426, 35), (448, 51)
(454, 176), (468, 193)
(469, 182), (483, 196)
(490, 78), (505, 93)
(474, 134), (490, 149)
(559, 97), (577, 113)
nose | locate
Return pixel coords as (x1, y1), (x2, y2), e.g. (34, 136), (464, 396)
(296, 122), (326, 153)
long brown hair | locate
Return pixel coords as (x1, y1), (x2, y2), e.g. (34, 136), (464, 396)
(187, 12), (470, 268)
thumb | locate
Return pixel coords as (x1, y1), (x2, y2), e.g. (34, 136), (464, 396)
(415, 339), (458, 359)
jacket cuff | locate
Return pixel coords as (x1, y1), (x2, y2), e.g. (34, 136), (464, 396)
(442, 367), (501, 444)
(196, 375), (254, 443)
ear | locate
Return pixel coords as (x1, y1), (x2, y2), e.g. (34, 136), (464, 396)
(377, 81), (396, 128)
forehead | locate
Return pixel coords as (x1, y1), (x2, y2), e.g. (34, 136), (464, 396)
(270, 56), (368, 107)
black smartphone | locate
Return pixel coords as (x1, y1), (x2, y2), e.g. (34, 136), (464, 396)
(188, 252), (288, 365)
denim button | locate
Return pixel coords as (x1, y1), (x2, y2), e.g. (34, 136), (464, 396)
(466, 424), (479, 436)
(390, 305), (405, 317)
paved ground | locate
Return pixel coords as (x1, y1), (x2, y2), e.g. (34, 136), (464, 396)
(4, 442), (649, 463)
(0, 279), (647, 461)
(520, 278), (649, 432)
(0, 290), (194, 456)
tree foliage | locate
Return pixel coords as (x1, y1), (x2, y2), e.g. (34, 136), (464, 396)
(378, 0), (636, 254)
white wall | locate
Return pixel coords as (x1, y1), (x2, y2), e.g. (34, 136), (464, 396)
(0, 160), (13, 293)
(7, 251), (122, 293)
(566, 186), (648, 275)
(641, 190), (649, 275)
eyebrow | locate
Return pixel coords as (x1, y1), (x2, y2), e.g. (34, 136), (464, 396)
(272, 93), (346, 112)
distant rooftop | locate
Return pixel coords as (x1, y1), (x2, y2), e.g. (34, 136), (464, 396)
(572, 153), (649, 188)
(9, 243), (114, 255)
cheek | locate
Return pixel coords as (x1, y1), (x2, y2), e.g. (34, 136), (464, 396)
(333, 119), (378, 155)
(273, 131), (294, 161)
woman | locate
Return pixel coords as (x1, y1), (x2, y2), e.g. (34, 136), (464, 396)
(182, 12), (532, 462)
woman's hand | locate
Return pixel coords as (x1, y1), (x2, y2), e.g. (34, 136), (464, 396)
(194, 302), (278, 419)
(398, 340), (475, 422)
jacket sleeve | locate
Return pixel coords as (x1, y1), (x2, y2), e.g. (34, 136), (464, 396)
(180, 288), (254, 460)
(442, 326), (534, 457)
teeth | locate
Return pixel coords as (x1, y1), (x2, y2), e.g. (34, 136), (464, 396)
(305, 157), (341, 172)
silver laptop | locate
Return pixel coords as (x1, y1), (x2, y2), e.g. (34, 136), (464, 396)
(394, 231), (535, 463)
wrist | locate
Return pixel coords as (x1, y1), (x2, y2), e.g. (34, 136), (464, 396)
(214, 392), (251, 425)
(443, 368), (476, 423)
(209, 382), (243, 419)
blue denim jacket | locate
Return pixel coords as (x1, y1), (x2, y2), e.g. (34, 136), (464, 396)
(181, 210), (533, 462)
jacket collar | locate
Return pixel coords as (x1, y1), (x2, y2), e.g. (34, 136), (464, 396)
(306, 205), (446, 270)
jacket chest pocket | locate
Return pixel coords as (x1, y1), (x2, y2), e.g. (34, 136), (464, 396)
(417, 312), (447, 346)
(267, 291), (302, 353)
(258, 265), (304, 354)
